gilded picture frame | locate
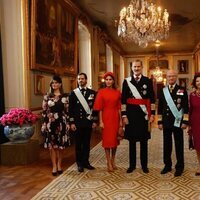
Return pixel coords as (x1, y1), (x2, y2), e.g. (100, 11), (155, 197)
(178, 60), (189, 74)
(31, 0), (78, 76)
(149, 60), (169, 70)
(34, 74), (45, 95)
(179, 78), (189, 90)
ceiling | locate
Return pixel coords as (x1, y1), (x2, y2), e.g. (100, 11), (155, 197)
(74, 0), (200, 55)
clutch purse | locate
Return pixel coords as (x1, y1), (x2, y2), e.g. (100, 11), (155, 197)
(117, 127), (124, 140)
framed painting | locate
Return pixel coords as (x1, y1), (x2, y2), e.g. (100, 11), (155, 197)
(178, 60), (189, 74)
(179, 78), (189, 90)
(149, 60), (169, 70)
(31, 0), (78, 76)
(34, 74), (45, 95)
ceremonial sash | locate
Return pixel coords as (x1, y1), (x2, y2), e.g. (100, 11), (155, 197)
(126, 77), (148, 120)
(74, 88), (92, 120)
(127, 98), (151, 118)
(163, 86), (183, 127)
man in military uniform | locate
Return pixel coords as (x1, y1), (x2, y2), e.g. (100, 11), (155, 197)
(158, 70), (189, 177)
(121, 60), (155, 173)
(69, 73), (97, 172)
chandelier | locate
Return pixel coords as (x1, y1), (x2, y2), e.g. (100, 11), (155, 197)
(153, 66), (163, 82)
(117, 0), (171, 48)
(153, 40), (163, 82)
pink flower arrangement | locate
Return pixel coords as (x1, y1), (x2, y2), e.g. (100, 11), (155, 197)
(0, 108), (38, 126)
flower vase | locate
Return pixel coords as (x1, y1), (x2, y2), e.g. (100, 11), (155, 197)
(4, 124), (35, 143)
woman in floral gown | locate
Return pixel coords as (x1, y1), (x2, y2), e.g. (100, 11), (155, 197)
(189, 73), (200, 175)
(93, 72), (122, 172)
(41, 75), (70, 176)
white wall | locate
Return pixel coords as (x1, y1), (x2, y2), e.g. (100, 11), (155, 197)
(78, 21), (92, 88)
(0, 0), (25, 111)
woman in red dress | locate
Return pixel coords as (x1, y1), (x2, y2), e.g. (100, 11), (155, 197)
(189, 73), (200, 175)
(94, 72), (122, 172)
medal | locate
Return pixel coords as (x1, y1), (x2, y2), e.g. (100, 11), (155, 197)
(88, 94), (94, 100)
(177, 98), (181, 103)
(143, 84), (147, 89)
(143, 90), (147, 95)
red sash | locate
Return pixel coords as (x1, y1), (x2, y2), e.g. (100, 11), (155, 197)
(127, 98), (151, 118)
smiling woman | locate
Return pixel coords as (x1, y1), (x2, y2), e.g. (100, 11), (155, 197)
(41, 75), (70, 176)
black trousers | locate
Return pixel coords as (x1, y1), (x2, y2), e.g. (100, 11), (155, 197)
(163, 127), (184, 170)
(75, 127), (92, 167)
(129, 140), (148, 169)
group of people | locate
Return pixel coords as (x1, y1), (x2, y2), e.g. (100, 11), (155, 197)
(41, 59), (200, 178)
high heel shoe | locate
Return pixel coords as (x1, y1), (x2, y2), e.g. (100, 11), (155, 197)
(107, 163), (114, 172)
(57, 170), (63, 175)
(52, 171), (57, 176)
(111, 160), (117, 170)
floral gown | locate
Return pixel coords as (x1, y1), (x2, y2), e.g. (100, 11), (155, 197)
(41, 93), (70, 149)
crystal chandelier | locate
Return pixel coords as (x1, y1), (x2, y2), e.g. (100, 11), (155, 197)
(118, 0), (171, 48)
(153, 40), (163, 82)
(153, 67), (163, 82)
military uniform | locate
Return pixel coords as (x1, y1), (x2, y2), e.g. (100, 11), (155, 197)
(68, 87), (97, 169)
(121, 75), (155, 170)
(158, 84), (189, 173)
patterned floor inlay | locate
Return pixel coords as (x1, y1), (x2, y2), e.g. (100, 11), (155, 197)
(32, 129), (200, 200)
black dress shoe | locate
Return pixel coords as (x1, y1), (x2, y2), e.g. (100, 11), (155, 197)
(174, 170), (183, 177)
(142, 168), (149, 173)
(160, 167), (172, 174)
(195, 172), (200, 176)
(84, 164), (95, 170)
(78, 166), (84, 172)
(57, 170), (63, 175)
(126, 167), (136, 173)
(52, 171), (57, 176)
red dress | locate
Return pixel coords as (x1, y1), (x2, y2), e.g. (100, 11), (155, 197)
(189, 91), (200, 151)
(93, 88), (121, 148)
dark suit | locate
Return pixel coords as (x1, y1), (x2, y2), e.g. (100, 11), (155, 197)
(68, 87), (97, 168)
(158, 84), (189, 171)
(121, 76), (155, 169)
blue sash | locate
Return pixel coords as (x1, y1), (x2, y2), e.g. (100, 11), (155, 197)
(163, 86), (183, 127)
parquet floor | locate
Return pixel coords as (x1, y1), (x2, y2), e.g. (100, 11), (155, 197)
(0, 131), (102, 200)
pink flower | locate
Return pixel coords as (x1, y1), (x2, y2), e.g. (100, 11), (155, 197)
(0, 108), (38, 126)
